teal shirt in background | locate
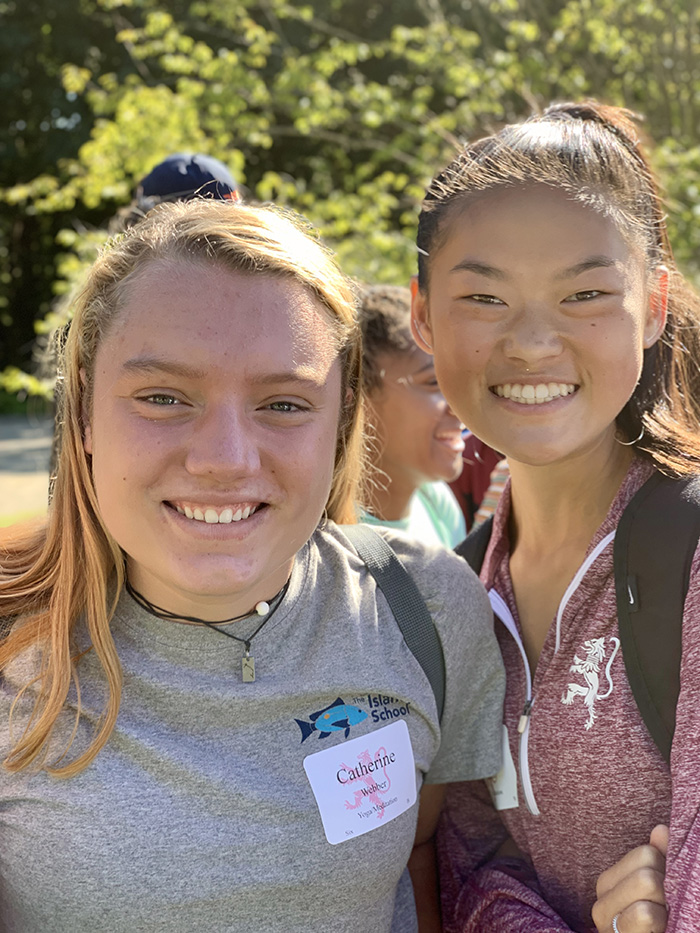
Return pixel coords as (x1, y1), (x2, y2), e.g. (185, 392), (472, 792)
(361, 481), (466, 548)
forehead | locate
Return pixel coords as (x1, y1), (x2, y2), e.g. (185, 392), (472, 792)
(434, 184), (642, 273)
(99, 259), (340, 373)
(378, 344), (433, 376)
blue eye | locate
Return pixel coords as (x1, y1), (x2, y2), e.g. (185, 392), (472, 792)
(267, 400), (308, 413)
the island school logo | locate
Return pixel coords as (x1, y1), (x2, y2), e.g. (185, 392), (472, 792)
(561, 636), (620, 730)
(295, 698), (368, 743)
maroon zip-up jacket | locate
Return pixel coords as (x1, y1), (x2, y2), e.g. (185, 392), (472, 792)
(439, 458), (700, 932)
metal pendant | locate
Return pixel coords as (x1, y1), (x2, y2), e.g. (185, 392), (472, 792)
(242, 654), (255, 683)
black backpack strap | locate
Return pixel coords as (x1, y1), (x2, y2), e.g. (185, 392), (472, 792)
(614, 472), (700, 763)
(342, 524), (445, 721)
(455, 517), (494, 575)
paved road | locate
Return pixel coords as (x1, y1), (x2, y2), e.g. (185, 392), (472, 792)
(0, 414), (53, 525)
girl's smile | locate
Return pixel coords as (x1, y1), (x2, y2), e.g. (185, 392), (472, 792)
(490, 382), (578, 405)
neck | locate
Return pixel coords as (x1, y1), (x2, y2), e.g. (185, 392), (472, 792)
(125, 559), (294, 623)
(508, 441), (635, 555)
(126, 578), (287, 628)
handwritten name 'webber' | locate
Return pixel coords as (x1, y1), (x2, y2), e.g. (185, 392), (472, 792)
(336, 751), (396, 784)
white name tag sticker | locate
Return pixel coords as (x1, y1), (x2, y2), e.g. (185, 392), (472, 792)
(486, 724), (519, 811)
(303, 719), (417, 845)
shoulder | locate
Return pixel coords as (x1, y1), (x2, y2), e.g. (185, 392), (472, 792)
(0, 641), (44, 750)
(683, 534), (700, 620)
(417, 481), (461, 517)
(322, 522), (490, 635)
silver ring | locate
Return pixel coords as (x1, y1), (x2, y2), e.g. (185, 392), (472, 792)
(612, 914), (621, 933)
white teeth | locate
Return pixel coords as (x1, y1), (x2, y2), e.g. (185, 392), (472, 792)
(493, 382), (578, 405)
(175, 504), (258, 524)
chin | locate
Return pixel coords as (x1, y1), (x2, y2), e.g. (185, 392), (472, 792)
(431, 457), (465, 485)
(503, 440), (595, 469)
(149, 558), (263, 601)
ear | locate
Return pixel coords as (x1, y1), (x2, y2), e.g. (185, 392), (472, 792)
(644, 265), (669, 349)
(80, 368), (93, 455)
(410, 284), (434, 356)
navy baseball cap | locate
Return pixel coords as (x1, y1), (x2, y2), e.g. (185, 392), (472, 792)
(136, 153), (240, 211)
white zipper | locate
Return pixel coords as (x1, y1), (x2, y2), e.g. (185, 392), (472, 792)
(489, 589), (540, 816)
(488, 529), (616, 818)
(554, 531), (616, 653)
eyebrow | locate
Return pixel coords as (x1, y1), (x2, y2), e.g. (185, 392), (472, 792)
(121, 357), (208, 380)
(554, 256), (619, 279)
(449, 255), (619, 281)
(449, 260), (507, 280)
(246, 371), (328, 390)
(120, 356), (327, 389)
(406, 361), (436, 377)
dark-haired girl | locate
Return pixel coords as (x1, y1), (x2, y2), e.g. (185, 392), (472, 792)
(411, 102), (700, 932)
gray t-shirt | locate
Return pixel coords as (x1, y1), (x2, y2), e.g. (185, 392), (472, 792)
(0, 524), (504, 932)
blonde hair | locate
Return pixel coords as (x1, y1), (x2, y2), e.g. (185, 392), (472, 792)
(0, 201), (365, 775)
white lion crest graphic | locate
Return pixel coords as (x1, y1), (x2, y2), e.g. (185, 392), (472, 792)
(561, 636), (620, 730)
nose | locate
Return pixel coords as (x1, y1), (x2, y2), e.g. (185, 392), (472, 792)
(185, 403), (262, 478)
(502, 306), (564, 368)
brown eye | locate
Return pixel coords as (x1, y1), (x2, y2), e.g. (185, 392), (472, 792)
(566, 290), (603, 302)
(466, 294), (505, 305)
(141, 394), (179, 405)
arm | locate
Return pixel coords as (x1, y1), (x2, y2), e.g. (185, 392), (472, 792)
(655, 544), (700, 932)
(438, 780), (572, 932)
(408, 783), (445, 933)
(441, 783), (668, 933)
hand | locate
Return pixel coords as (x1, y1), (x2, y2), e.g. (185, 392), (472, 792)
(591, 825), (668, 933)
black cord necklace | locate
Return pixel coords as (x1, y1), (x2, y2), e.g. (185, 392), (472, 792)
(125, 579), (289, 683)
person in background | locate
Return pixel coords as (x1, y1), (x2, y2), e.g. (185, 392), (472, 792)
(112, 151), (242, 231)
(358, 284), (466, 548)
(411, 100), (700, 933)
(449, 434), (503, 530)
(471, 457), (509, 529)
(0, 200), (505, 933)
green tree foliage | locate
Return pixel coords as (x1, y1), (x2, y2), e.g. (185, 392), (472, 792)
(2, 0), (700, 391)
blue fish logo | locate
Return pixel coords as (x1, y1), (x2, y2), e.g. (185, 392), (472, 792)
(295, 697), (368, 743)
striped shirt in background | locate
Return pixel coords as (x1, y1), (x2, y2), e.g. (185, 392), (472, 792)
(472, 460), (509, 528)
